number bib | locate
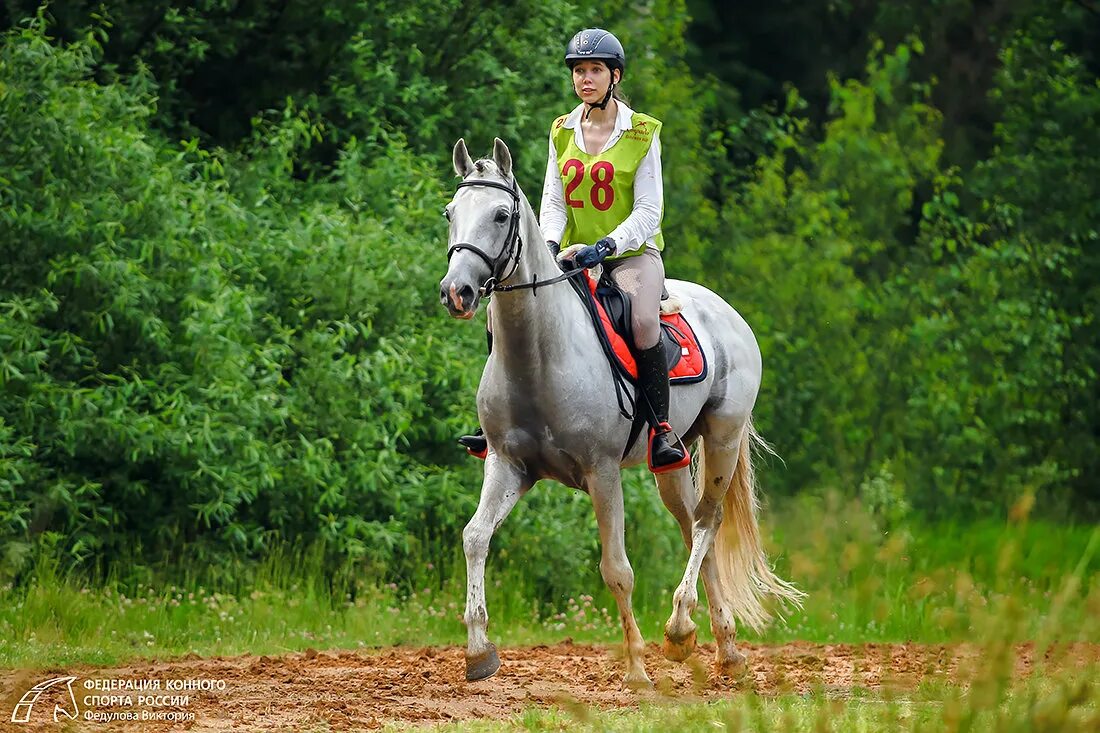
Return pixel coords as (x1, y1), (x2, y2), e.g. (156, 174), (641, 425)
(551, 112), (664, 257)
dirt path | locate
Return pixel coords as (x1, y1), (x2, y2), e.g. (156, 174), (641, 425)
(2, 641), (1096, 731)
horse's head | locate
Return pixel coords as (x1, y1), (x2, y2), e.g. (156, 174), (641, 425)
(439, 137), (519, 319)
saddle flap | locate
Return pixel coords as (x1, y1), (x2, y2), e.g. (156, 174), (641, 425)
(573, 271), (707, 385)
(594, 276), (683, 372)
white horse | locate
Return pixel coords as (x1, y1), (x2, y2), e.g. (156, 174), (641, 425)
(439, 138), (803, 689)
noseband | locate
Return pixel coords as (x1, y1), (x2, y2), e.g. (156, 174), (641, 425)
(446, 176), (585, 297)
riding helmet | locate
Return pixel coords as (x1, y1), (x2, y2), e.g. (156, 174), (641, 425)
(564, 29), (625, 76)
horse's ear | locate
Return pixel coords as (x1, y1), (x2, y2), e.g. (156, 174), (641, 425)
(453, 138), (474, 178)
(493, 137), (512, 179)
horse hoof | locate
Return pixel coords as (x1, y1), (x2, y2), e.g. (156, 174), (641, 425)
(715, 650), (748, 678)
(624, 673), (654, 692)
(465, 645), (500, 682)
(662, 628), (697, 662)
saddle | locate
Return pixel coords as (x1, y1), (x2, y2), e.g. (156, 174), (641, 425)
(570, 271), (708, 386)
(566, 268), (708, 460)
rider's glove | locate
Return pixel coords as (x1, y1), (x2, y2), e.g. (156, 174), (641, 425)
(574, 237), (616, 269)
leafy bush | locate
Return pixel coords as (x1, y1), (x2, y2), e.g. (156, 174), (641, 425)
(0, 3), (1096, 599)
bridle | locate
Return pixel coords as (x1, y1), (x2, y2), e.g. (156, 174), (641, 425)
(445, 173), (638, 426)
(446, 176), (585, 297)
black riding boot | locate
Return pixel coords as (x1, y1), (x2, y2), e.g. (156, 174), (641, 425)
(635, 342), (690, 473)
(457, 330), (492, 459)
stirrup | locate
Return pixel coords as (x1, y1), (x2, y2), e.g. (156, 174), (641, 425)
(457, 429), (488, 460)
(647, 422), (690, 474)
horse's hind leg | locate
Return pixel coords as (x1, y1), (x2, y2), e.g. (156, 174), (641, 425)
(700, 553), (748, 675)
(664, 427), (745, 668)
(655, 461), (700, 661)
(658, 458), (747, 675)
(589, 464), (651, 690)
(463, 454), (530, 681)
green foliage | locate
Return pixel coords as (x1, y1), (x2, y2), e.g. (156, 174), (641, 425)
(0, 16), (483, 582)
(2, 499), (1095, 669)
(4, 0), (587, 183)
(689, 34), (1098, 516)
(0, 0), (1097, 595)
(970, 17), (1100, 498)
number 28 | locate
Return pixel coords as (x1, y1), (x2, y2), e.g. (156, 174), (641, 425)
(562, 159), (615, 211)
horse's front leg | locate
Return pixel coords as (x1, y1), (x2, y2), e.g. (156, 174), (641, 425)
(463, 453), (530, 681)
(588, 464), (652, 690)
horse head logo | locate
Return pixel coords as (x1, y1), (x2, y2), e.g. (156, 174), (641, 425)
(10, 676), (79, 723)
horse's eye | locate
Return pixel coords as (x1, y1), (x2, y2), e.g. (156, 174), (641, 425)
(494, 210), (509, 224)
(442, 208), (452, 221)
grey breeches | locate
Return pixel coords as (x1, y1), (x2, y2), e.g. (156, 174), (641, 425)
(603, 246), (666, 350)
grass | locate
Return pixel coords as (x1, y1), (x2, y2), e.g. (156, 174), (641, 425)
(374, 678), (1100, 732)
(0, 495), (1095, 669)
(0, 497), (1096, 732)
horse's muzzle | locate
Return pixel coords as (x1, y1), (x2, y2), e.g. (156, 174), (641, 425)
(439, 277), (479, 319)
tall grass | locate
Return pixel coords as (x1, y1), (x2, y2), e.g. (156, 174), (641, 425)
(384, 673), (1099, 733)
(1, 495), (1095, 669)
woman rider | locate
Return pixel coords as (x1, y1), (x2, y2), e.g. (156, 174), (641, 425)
(459, 28), (689, 473)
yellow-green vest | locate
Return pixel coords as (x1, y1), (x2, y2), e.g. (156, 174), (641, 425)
(551, 111), (664, 259)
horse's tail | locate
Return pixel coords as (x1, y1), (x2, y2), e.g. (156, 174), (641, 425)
(713, 417), (805, 633)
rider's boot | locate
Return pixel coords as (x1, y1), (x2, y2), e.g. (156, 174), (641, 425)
(457, 330), (492, 459)
(457, 428), (487, 459)
(635, 342), (691, 473)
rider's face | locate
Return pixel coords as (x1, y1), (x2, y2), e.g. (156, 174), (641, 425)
(572, 61), (618, 104)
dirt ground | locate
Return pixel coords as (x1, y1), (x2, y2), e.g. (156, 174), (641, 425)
(2, 641), (1096, 732)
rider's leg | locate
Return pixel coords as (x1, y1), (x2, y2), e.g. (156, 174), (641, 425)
(606, 248), (689, 472)
(457, 327), (491, 458)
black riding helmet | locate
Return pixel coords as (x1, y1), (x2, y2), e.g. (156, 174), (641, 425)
(565, 29), (625, 118)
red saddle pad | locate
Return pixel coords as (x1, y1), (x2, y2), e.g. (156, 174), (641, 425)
(585, 273), (706, 384)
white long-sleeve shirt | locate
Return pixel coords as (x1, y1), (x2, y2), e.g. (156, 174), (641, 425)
(539, 100), (664, 256)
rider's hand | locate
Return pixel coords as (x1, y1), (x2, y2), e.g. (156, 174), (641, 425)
(573, 237), (616, 269)
(556, 243), (585, 271)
